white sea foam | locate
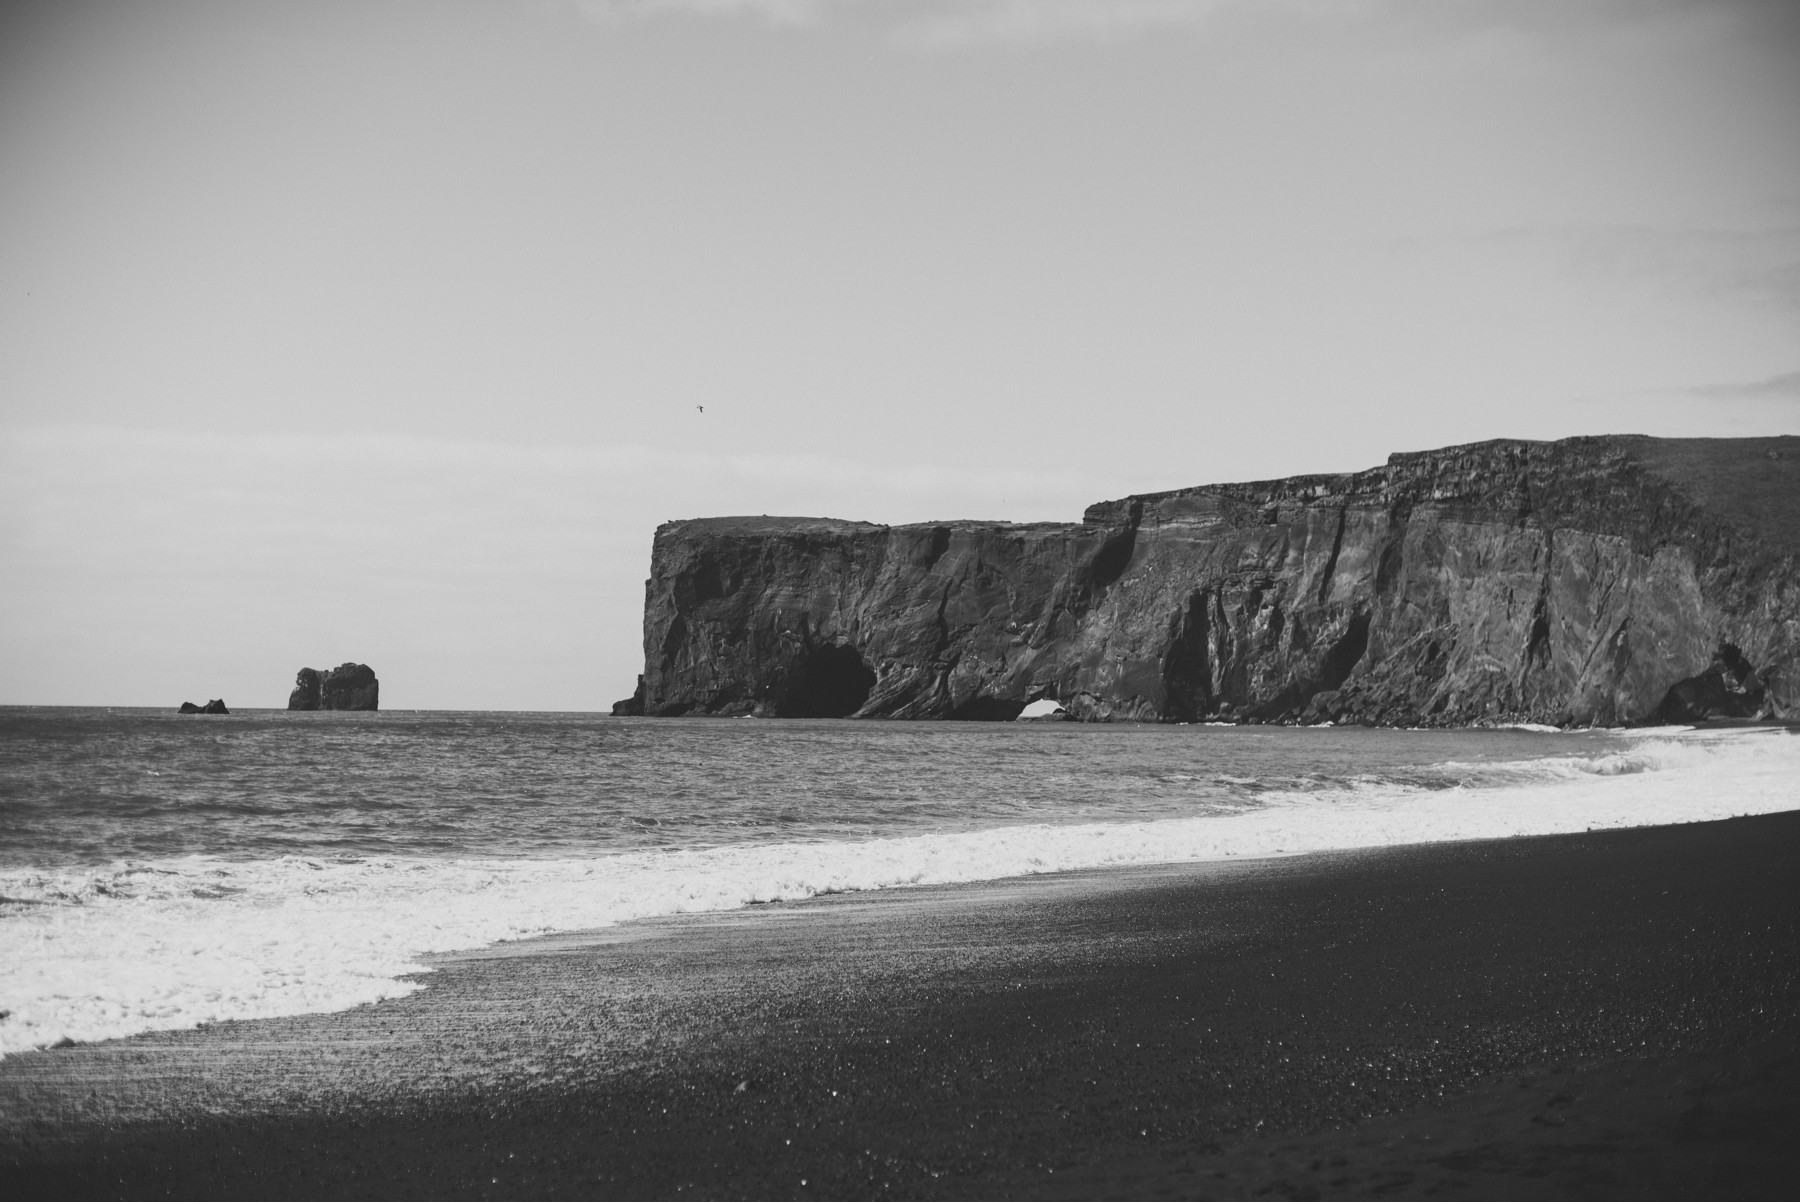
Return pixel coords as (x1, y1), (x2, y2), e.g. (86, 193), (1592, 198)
(2, 729), (1795, 1055)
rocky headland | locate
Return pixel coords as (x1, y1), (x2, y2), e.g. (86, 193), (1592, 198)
(626, 435), (1800, 726)
(288, 664), (380, 712)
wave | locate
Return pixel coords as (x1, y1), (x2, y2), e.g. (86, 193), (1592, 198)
(1, 729), (1795, 1055)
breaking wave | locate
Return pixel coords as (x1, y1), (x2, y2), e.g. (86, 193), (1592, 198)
(2, 728), (1795, 1055)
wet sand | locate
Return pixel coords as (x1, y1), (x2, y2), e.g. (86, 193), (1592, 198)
(4, 811), (1799, 1199)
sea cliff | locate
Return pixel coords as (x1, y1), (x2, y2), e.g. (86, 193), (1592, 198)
(631, 435), (1800, 726)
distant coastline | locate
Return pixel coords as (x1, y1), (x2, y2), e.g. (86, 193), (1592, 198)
(627, 434), (1800, 728)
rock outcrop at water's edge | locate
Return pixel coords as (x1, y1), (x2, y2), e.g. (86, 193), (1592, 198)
(288, 664), (380, 711)
(177, 700), (229, 715)
(612, 676), (647, 716)
(633, 436), (1800, 726)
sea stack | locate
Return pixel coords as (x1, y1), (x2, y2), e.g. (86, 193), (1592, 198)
(177, 700), (230, 715)
(288, 664), (380, 711)
(629, 435), (1800, 726)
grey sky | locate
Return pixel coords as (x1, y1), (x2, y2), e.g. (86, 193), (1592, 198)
(2, 0), (1797, 708)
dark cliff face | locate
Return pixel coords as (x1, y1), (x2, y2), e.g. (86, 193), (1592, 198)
(288, 664), (380, 712)
(636, 436), (1800, 726)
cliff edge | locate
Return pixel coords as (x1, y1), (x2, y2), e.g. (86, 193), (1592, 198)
(634, 435), (1800, 726)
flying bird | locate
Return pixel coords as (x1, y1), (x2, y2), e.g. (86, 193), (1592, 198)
(697, 405), (704, 413)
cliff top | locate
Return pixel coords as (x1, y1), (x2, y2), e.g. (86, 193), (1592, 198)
(1084, 434), (1800, 553)
(653, 435), (1800, 555)
(1623, 435), (1800, 554)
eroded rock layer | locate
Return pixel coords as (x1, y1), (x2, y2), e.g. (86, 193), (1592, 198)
(634, 436), (1800, 725)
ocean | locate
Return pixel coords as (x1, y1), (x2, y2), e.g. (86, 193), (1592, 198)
(2, 708), (1796, 1057)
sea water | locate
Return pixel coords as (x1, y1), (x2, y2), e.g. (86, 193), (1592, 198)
(2, 708), (1796, 1055)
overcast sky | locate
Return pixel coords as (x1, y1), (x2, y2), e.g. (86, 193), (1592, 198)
(3, 0), (1797, 709)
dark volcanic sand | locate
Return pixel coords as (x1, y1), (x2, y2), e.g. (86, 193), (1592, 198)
(4, 812), (1799, 1200)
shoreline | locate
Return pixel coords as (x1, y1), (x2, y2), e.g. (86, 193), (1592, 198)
(5, 811), (1800, 1198)
(5, 724), (1792, 1059)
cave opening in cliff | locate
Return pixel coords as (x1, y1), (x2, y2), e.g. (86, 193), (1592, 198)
(1652, 642), (1767, 723)
(1161, 591), (1215, 723)
(1320, 611), (1372, 691)
(774, 644), (876, 719)
(947, 696), (1027, 722)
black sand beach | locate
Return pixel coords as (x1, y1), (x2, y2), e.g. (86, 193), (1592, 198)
(5, 811), (1799, 1200)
